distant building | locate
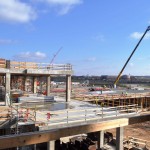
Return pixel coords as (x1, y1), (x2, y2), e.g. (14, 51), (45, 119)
(121, 75), (131, 80)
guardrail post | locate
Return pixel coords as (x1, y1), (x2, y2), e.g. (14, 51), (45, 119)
(34, 105), (36, 123)
(136, 104), (138, 113)
(127, 105), (129, 114)
(85, 109), (87, 122)
(102, 107), (103, 118)
(10, 106), (13, 119)
(67, 110), (68, 124)
(116, 107), (118, 116)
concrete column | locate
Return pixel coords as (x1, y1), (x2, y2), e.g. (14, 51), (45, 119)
(24, 76), (27, 92)
(5, 73), (11, 106)
(97, 130), (104, 149)
(6, 60), (10, 69)
(116, 127), (124, 150)
(33, 144), (36, 150)
(47, 76), (51, 96)
(47, 140), (55, 150)
(66, 75), (71, 102)
(33, 77), (37, 94)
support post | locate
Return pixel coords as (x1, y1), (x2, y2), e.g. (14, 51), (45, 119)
(33, 77), (37, 94)
(116, 127), (124, 150)
(47, 76), (51, 96)
(97, 130), (104, 149)
(47, 140), (55, 150)
(34, 144), (36, 150)
(5, 73), (11, 106)
(24, 76), (27, 92)
(66, 75), (71, 102)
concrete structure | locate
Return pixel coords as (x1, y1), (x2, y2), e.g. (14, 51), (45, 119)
(97, 130), (104, 149)
(66, 75), (71, 102)
(47, 76), (51, 96)
(0, 60), (73, 105)
(5, 73), (10, 105)
(0, 114), (149, 149)
(47, 140), (55, 150)
(116, 127), (124, 150)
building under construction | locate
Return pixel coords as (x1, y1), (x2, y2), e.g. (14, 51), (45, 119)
(0, 57), (149, 150)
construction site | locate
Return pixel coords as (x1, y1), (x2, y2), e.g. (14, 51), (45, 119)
(0, 27), (150, 150)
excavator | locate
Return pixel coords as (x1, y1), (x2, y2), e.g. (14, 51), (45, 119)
(114, 26), (150, 88)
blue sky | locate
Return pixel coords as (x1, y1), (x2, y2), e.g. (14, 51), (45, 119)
(0, 0), (150, 76)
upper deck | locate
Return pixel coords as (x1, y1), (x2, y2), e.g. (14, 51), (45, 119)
(0, 59), (73, 75)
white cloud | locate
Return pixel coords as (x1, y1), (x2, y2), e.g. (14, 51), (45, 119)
(45, 0), (82, 5)
(129, 63), (134, 67)
(92, 34), (105, 42)
(0, 39), (17, 44)
(0, 0), (36, 23)
(130, 32), (150, 40)
(13, 51), (47, 61)
(37, 0), (83, 15)
(86, 57), (96, 62)
(35, 51), (46, 58)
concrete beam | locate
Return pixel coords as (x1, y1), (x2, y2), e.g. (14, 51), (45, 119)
(5, 73), (11, 106)
(129, 114), (150, 124)
(0, 118), (128, 149)
(116, 127), (124, 150)
(66, 75), (71, 102)
(26, 69), (73, 75)
(0, 68), (73, 75)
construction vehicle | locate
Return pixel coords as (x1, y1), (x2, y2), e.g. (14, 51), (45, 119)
(114, 26), (150, 88)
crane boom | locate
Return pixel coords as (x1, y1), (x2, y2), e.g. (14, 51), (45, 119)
(50, 47), (63, 64)
(114, 26), (150, 87)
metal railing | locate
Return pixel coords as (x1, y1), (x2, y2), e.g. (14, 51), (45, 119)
(10, 61), (72, 71)
(47, 104), (139, 126)
(9, 104), (140, 129)
(31, 104), (139, 128)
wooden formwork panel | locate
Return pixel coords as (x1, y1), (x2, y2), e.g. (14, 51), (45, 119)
(0, 59), (6, 68)
(11, 61), (38, 69)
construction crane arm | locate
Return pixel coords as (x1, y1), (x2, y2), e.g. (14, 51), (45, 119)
(50, 47), (63, 64)
(114, 26), (150, 87)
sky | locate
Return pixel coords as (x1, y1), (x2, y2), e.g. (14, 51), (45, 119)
(1, 0), (150, 76)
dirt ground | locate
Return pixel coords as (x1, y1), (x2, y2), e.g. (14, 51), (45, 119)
(108, 121), (150, 149)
